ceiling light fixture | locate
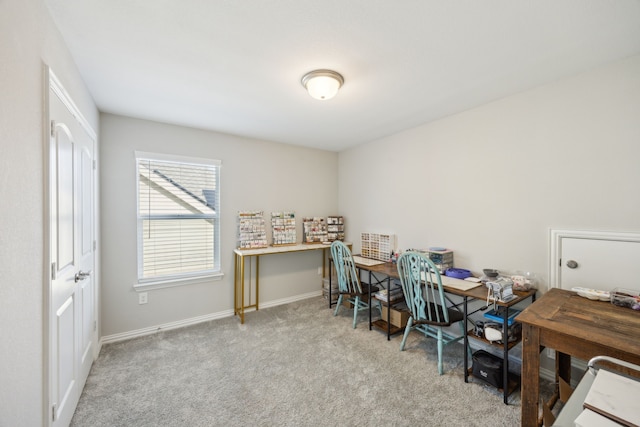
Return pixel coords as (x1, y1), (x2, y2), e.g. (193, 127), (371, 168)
(301, 69), (344, 101)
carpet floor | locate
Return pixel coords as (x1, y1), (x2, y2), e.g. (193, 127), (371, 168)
(71, 297), (547, 426)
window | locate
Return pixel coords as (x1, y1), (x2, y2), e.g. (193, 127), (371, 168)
(135, 151), (221, 287)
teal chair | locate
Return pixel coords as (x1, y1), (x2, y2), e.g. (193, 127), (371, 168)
(396, 251), (465, 375)
(330, 241), (381, 328)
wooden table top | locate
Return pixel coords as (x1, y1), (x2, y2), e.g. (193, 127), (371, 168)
(354, 259), (535, 303)
(517, 287), (640, 358)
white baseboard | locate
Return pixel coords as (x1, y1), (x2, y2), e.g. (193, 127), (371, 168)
(100, 290), (322, 345)
(100, 309), (234, 345)
(258, 290), (322, 310)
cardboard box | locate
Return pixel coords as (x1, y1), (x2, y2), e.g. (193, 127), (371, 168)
(381, 306), (409, 328)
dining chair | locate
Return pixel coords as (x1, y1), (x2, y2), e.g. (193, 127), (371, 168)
(396, 251), (465, 374)
(330, 240), (380, 328)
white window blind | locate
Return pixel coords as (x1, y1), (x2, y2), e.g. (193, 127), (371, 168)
(136, 152), (221, 283)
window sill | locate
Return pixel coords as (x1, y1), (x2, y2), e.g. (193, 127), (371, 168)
(134, 272), (224, 292)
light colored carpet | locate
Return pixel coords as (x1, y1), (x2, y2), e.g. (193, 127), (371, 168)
(71, 297), (542, 426)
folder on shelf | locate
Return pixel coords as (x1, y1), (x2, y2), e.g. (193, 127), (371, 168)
(483, 307), (521, 326)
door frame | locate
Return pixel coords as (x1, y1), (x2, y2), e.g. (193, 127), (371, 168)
(44, 66), (99, 426)
(549, 229), (640, 289)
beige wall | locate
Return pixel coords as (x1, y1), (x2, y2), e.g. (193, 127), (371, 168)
(0, 0), (98, 425)
(339, 54), (640, 292)
(99, 114), (339, 337)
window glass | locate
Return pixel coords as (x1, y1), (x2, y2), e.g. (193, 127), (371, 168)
(136, 152), (220, 283)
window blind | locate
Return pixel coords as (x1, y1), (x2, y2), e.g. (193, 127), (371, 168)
(136, 152), (221, 282)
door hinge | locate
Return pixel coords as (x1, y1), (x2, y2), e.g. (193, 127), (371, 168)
(93, 240), (97, 251)
(51, 262), (57, 280)
(93, 159), (96, 170)
(559, 258), (562, 267)
(94, 320), (97, 332)
(50, 120), (56, 137)
(52, 403), (57, 421)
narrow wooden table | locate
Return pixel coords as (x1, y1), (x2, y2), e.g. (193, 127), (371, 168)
(234, 243), (346, 324)
(517, 288), (640, 427)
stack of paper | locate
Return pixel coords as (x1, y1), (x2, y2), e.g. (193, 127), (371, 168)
(581, 369), (640, 426)
(574, 408), (621, 427)
(374, 287), (404, 303)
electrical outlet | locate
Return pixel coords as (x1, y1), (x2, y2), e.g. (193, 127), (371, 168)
(317, 267), (323, 275)
(139, 292), (148, 305)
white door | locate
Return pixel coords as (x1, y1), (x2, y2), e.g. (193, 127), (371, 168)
(49, 74), (96, 427)
(550, 230), (640, 292)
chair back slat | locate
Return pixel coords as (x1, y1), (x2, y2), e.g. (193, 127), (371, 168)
(331, 241), (362, 294)
(397, 252), (449, 324)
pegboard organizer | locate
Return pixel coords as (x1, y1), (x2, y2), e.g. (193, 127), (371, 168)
(361, 232), (396, 262)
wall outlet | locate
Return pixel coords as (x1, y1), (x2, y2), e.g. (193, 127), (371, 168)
(139, 292), (148, 305)
(317, 267), (323, 275)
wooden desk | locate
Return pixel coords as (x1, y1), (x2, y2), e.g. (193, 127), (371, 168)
(517, 288), (640, 427)
(233, 243), (344, 324)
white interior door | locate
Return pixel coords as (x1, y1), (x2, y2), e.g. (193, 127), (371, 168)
(550, 230), (640, 292)
(49, 73), (96, 427)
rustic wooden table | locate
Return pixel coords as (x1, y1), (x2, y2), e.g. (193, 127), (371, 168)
(517, 288), (640, 427)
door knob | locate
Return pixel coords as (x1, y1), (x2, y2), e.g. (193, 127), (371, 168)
(75, 270), (92, 282)
(566, 260), (579, 269)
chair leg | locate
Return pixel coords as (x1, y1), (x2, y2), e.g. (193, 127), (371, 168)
(352, 296), (360, 328)
(400, 317), (413, 351)
(437, 328), (444, 375)
(334, 295), (343, 316)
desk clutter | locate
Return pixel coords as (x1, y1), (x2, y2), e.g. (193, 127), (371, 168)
(236, 211), (345, 248)
(374, 285), (404, 303)
(473, 308), (523, 344)
(403, 247), (454, 273)
(572, 286), (640, 310)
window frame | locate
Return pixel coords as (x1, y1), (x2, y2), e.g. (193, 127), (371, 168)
(134, 151), (223, 291)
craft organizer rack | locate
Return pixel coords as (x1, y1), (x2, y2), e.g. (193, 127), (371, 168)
(361, 232), (396, 262)
(327, 216), (345, 242)
(302, 217), (328, 243)
(271, 211), (297, 246)
(237, 210), (268, 249)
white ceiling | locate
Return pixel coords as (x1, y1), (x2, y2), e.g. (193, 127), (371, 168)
(45, 0), (640, 152)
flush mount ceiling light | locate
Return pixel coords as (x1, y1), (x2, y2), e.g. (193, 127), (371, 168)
(301, 69), (344, 100)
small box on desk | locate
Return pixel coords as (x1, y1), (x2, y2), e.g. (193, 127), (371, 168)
(381, 306), (409, 328)
(611, 288), (640, 310)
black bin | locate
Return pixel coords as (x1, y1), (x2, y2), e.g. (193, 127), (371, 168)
(472, 350), (503, 388)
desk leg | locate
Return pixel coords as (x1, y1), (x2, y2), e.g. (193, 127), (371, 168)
(234, 253), (238, 316)
(239, 255), (246, 324)
(503, 306), (509, 404)
(463, 296), (469, 383)
(322, 248), (327, 280)
(521, 323), (540, 427)
(369, 280), (372, 331)
(329, 259), (333, 309)
(367, 270), (373, 331)
(255, 255), (260, 312)
(386, 277), (391, 341)
(557, 352), (571, 405)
